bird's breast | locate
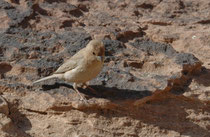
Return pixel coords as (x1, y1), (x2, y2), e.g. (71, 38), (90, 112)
(64, 60), (103, 83)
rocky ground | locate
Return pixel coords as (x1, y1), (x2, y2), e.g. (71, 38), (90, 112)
(0, 0), (210, 137)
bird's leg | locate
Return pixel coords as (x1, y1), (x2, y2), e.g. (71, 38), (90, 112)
(82, 83), (98, 95)
(73, 83), (87, 103)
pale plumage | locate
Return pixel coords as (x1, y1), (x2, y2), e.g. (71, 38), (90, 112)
(33, 39), (105, 101)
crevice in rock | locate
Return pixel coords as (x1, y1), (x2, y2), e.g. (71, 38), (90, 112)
(196, 19), (210, 24)
(25, 109), (47, 115)
(150, 21), (172, 26)
(49, 105), (73, 112)
(44, 0), (67, 4)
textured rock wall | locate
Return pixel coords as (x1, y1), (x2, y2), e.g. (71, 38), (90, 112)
(0, 0), (210, 137)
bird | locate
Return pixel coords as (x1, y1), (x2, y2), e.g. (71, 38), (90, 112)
(33, 39), (105, 102)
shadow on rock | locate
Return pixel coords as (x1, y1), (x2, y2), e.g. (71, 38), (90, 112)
(132, 93), (210, 137)
(7, 102), (32, 137)
(42, 82), (152, 100)
(86, 92), (210, 137)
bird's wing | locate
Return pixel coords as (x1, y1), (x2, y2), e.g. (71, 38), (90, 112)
(54, 49), (85, 74)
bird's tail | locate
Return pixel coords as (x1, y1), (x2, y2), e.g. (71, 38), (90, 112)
(33, 74), (63, 84)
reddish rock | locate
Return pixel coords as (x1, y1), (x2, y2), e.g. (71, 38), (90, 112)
(0, 62), (12, 74)
(0, 0), (209, 136)
(0, 96), (9, 115)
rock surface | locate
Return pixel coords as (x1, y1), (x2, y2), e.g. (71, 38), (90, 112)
(0, 0), (210, 136)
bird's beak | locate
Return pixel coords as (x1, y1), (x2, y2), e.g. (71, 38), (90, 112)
(96, 56), (104, 62)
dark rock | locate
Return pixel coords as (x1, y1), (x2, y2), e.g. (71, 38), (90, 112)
(115, 29), (145, 42)
(175, 52), (201, 66)
(0, 62), (12, 74)
(102, 39), (125, 56)
(0, 0), (209, 136)
(0, 96), (9, 115)
(130, 39), (177, 57)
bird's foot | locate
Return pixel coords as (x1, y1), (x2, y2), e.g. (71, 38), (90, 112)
(78, 95), (88, 103)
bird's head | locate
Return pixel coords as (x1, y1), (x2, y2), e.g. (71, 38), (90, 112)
(86, 39), (105, 62)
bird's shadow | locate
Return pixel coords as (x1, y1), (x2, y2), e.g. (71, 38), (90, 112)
(42, 82), (152, 100)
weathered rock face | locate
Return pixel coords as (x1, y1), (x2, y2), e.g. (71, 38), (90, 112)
(0, 0), (210, 137)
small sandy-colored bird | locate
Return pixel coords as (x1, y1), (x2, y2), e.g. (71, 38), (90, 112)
(33, 39), (105, 101)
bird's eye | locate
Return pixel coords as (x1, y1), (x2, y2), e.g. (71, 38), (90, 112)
(93, 52), (96, 55)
